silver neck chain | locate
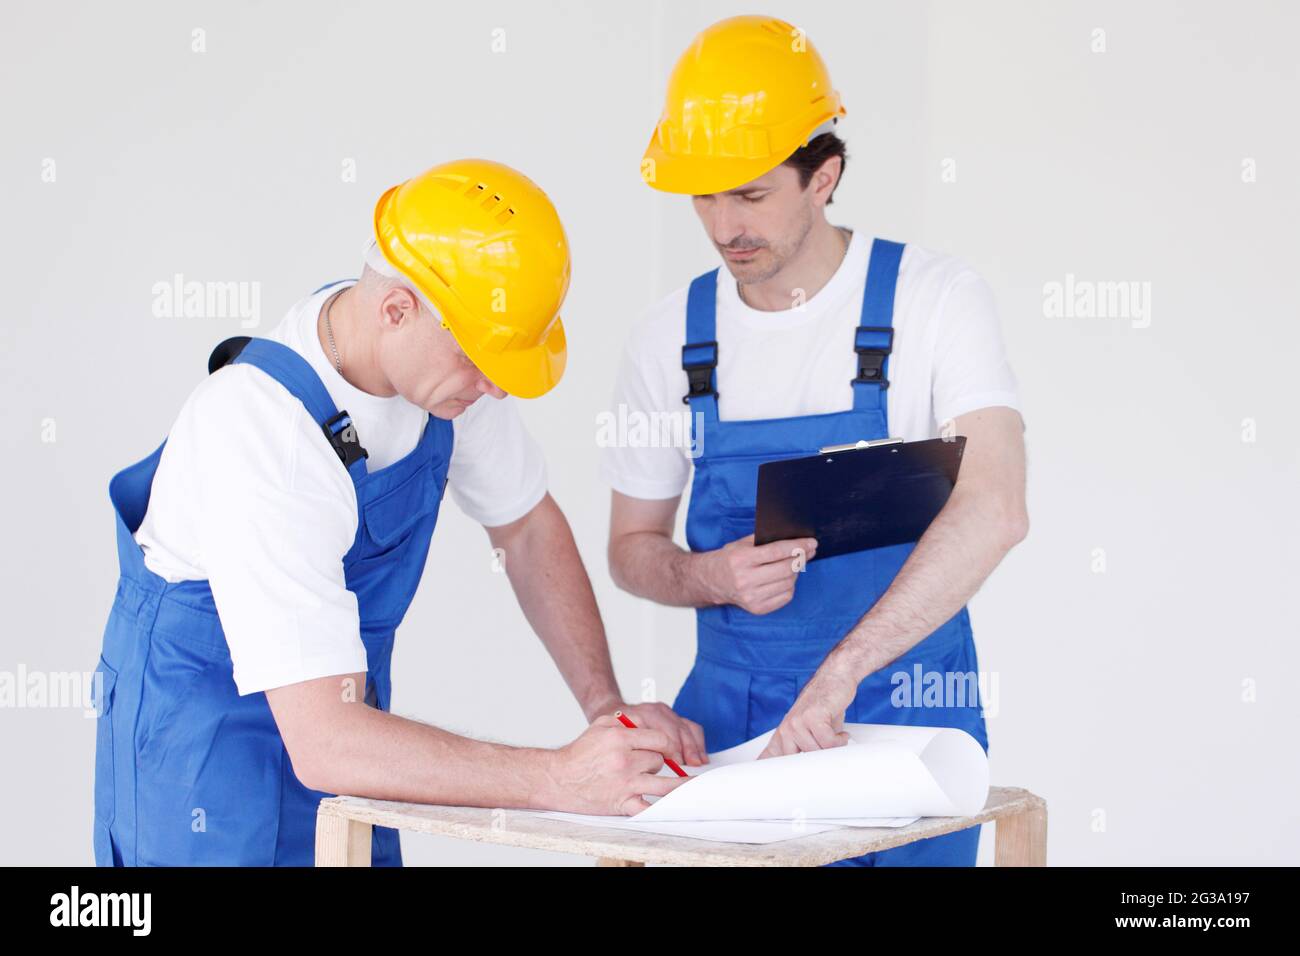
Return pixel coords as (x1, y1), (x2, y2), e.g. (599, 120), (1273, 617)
(323, 291), (343, 375)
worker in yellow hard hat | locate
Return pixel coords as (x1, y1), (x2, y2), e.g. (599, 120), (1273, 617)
(606, 16), (1028, 865)
(92, 158), (703, 867)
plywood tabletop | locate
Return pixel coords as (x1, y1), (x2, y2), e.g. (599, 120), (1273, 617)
(316, 786), (1046, 867)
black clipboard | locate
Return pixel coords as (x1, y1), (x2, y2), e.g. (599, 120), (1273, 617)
(753, 436), (965, 561)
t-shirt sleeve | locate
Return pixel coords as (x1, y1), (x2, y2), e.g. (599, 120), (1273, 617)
(192, 367), (369, 696)
(445, 396), (548, 527)
(929, 268), (1024, 427)
(598, 337), (693, 500)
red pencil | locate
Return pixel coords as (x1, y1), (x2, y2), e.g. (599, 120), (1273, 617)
(613, 710), (689, 777)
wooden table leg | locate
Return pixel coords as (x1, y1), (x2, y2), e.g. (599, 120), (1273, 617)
(994, 804), (1047, 866)
(316, 809), (373, 867)
(595, 857), (645, 867)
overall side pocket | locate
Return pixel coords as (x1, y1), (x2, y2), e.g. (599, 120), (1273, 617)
(92, 655), (119, 863)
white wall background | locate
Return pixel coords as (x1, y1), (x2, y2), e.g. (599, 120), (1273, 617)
(1, 0), (1295, 865)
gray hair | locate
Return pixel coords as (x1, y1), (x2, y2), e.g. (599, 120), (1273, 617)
(358, 239), (442, 320)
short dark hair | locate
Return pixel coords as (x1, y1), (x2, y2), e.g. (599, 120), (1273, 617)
(782, 132), (848, 204)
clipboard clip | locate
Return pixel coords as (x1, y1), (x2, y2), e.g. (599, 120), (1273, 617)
(818, 436), (904, 454)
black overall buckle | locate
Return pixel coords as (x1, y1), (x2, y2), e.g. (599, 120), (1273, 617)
(322, 410), (369, 468)
(852, 326), (893, 389)
(681, 341), (719, 404)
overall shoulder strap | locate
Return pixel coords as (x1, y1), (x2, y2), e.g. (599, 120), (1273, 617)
(208, 336), (369, 482)
(851, 238), (905, 414)
(682, 269), (720, 424)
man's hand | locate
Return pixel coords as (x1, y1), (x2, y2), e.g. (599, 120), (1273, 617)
(541, 715), (689, 815)
(705, 533), (817, 615)
(586, 700), (709, 767)
(758, 664), (858, 759)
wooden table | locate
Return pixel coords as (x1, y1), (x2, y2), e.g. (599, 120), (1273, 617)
(315, 786), (1046, 867)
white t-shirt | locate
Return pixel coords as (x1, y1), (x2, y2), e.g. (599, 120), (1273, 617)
(600, 231), (1022, 500)
(134, 280), (548, 695)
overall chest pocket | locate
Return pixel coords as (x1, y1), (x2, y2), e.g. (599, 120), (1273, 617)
(695, 451), (809, 511)
(694, 455), (764, 511)
(358, 464), (445, 559)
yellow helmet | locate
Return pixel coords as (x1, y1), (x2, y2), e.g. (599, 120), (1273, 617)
(372, 159), (570, 399)
(642, 15), (845, 195)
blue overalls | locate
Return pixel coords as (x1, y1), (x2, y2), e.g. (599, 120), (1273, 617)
(93, 312), (453, 866)
(673, 239), (990, 866)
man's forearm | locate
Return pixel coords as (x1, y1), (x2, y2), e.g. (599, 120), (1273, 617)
(609, 530), (721, 608)
(297, 705), (560, 809)
(489, 493), (623, 720)
(825, 486), (1026, 683)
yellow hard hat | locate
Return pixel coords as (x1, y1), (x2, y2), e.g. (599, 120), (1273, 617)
(373, 158), (570, 399)
(642, 15), (845, 195)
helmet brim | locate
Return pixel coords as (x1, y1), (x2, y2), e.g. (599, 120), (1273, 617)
(640, 108), (846, 196)
(641, 136), (785, 195)
(447, 314), (567, 400)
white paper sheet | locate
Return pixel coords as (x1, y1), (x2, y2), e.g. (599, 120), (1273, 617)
(533, 722), (988, 844)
